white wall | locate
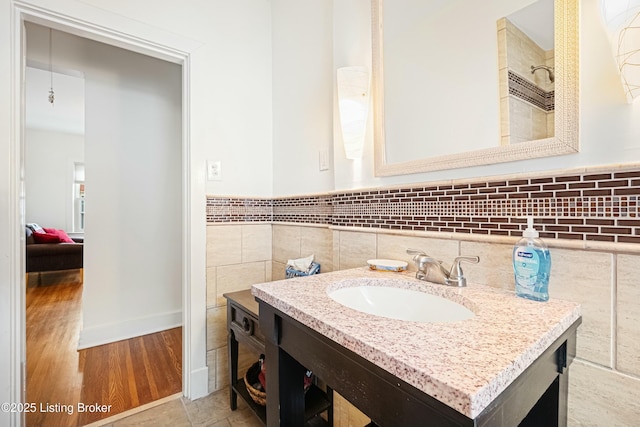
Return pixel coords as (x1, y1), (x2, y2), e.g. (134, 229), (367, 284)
(271, 0), (640, 194)
(26, 23), (183, 347)
(2, 0), (274, 415)
(82, 34), (183, 347)
(271, 0), (335, 196)
(25, 129), (84, 231)
(76, 0), (275, 198)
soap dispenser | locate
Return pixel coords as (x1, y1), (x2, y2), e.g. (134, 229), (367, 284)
(513, 217), (551, 301)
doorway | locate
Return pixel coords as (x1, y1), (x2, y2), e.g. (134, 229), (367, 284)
(8, 4), (209, 426)
(23, 21), (184, 425)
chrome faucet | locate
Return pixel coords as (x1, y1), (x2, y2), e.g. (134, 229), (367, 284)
(406, 249), (479, 287)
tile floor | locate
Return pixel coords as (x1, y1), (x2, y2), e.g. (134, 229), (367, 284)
(97, 389), (263, 427)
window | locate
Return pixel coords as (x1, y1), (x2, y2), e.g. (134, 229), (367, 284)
(73, 162), (85, 232)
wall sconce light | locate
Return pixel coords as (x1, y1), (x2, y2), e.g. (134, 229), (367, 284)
(337, 66), (370, 159)
(600, 0), (640, 102)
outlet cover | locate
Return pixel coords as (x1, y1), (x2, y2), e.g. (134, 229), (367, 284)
(207, 160), (222, 181)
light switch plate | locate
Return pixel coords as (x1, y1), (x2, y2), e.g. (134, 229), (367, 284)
(207, 160), (222, 181)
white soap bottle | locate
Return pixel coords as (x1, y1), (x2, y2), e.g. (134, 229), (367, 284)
(513, 217), (551, 302)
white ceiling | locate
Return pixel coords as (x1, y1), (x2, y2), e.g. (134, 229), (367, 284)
(25, 65), (85, 135)
(508, 0), (555, 51)
(22, 1), (552, 137)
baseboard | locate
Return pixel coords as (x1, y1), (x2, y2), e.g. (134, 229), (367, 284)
(188, 365), (210, 400)
(78, 310), (182, 350)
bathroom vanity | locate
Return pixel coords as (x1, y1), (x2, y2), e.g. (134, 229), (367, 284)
(224, 290), (333, 426)
(252, 268), (581, 427)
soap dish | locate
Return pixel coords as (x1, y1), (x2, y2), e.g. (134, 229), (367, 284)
(367, 259), (408, 272)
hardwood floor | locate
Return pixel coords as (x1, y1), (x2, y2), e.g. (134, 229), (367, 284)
(26, 271), (182, 427)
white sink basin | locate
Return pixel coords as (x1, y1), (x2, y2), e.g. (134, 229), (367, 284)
(328, 283), (474, 323)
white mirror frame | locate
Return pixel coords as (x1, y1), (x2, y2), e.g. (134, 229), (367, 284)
(372, 0), (579, 176)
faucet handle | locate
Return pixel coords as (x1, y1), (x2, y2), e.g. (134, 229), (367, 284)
(406, 249), (439, 266)
(406, 249), (441, 275)
(448, 256), (480, 287)
(406, 248), (426, 256)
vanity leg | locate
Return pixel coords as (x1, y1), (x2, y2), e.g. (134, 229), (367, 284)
(264, 311), (280, 427)
(264, 338), (305, 427)
(278, 347), (306, 426)
(228, 330), (238, 410)
(327, 386), (334, 427)
(519, 376), (560, 427)
(558, 368), (569, 427)
(558, 331), (577, 427)
(518, 332), (575, 427)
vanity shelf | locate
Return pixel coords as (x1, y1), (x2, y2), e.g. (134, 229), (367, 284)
(224, 289), (333, 426)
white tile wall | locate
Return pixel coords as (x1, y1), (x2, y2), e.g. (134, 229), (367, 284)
(377, 234), (458, 270)
(550, 249), (613, 367)
(215, 262), (267, 307)
(207, 225), (242, 267)
(205, 224), (274, 393)
(206, 306), (227, 351)
(271, 260), (287, 281)
(242, 224), (272, 263)
(459, 241), (514, 290)
(301, 226), (334, 273)
(569, 359), (640, 426)
(206, 223), (334, 394)
(616, 254), (640, 376)
(337, 231), (376, 270)
(206, 266), (217, 309)
(272, 225), (302, 263)
(206, 224), (640, 424)
(330, 229), (637, 426)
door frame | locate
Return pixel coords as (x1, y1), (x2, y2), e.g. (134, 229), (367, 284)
(9, 2), (209, 424)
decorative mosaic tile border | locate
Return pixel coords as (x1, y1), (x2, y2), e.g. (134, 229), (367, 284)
(273, 195), (333, 224)
(509, 70), (554, 112)
(206, 197), (272, 222)
(206, 195), (332, 224)
(207, 168), (640, 244)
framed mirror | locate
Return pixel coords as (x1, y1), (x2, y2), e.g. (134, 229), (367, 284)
(372, 0), (579, 176)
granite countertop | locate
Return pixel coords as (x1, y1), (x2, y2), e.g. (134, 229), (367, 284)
(252, 267), (581, 419)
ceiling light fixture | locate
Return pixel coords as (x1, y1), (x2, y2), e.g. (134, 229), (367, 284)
(48, 28), (55, 105)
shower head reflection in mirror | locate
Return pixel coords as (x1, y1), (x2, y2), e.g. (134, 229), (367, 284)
(371, 0), (579, 177)
(531, 65), (555, 83)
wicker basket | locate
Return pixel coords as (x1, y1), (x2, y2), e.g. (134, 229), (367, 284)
(285, 261), (321, 279)
(244, 361), (266, 406)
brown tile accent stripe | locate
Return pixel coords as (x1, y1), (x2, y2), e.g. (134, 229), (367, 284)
(206, 168), (640, 244)
(508, 70), (554, 112)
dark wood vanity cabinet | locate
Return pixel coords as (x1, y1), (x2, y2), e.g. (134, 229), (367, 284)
(258, 299), (581, 427)
(224, 290), (333, 426)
